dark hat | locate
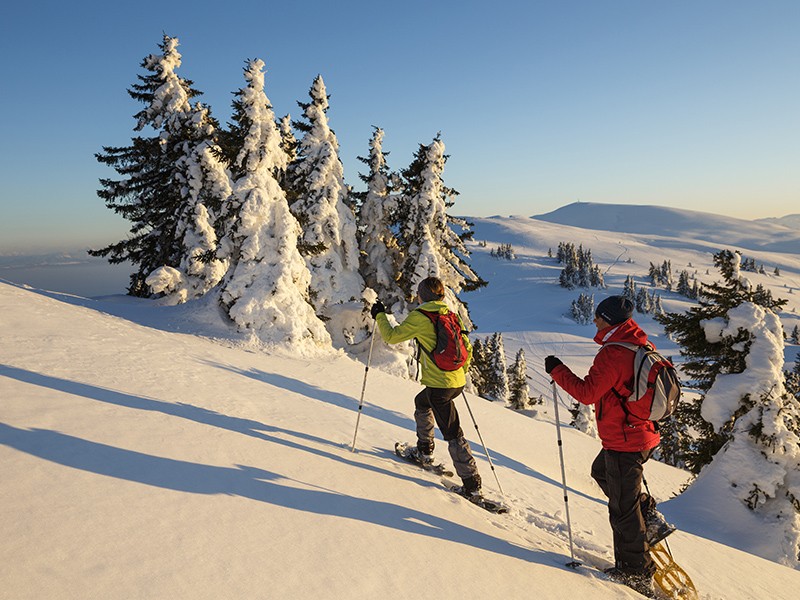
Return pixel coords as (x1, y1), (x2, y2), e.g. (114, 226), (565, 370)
(595, 295), (634, 326)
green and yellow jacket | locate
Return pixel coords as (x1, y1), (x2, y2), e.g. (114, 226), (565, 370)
(376, 300), (472, 389)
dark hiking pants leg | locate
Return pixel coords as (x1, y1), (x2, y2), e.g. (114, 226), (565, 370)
(414, 387), (478, 481)
(591, 449), (655, 575)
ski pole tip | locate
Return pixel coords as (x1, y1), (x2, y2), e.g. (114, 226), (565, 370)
(566, 560), (582, 569)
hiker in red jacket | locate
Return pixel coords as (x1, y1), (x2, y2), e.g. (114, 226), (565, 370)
(545, 296), (671, 599)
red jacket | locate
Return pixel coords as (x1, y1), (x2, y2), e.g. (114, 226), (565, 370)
(551, 318), (661, 453)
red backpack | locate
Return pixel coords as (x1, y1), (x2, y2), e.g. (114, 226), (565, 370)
(416, 309), (469, 371)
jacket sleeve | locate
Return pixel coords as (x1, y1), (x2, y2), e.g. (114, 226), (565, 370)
(551, 347), (620, 406)
(376, 311), (430, 346)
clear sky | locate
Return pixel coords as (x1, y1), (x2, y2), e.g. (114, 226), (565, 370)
(1, 0), (798, 253)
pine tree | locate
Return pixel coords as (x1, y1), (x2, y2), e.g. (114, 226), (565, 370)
(635, 287), (652, 314)
(353, 127), (404, 310)
(569, 401), (598, 437)
(570, 293), (594, 325)
(395, 135), (485, 329)
(482, 333), (509, 402)
(688, 301), (800, 564)
(91, 35), (229, 297)
(656, 249), (788, 473)
(287, 75), (364, 312)
(508, 348), (530, 409)
(791, 325), (800, 345)
(468, 338), (488, 397)
(215, 59), (330, 350)
(623, 275), (637, 304)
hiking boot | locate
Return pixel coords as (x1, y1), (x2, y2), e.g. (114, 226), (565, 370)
(645, 508), (676, 546)
(604, 567), (656, 598)
(460, 474), (482, 498)
(408, 446), (434, 465)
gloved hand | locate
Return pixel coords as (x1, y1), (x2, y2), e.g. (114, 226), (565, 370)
(545, 355), (563, 374)
(370, 301), (386, 319)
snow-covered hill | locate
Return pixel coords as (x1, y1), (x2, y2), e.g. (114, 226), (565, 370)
(3, 205), (800, 599)
(533, 202), (800, 255)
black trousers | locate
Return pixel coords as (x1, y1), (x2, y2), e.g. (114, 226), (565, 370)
(591, 448), (656, 575)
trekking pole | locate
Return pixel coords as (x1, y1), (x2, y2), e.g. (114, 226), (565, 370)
(351, 320), (377, 452)
(461, 390), (505, 498)
(551, 380), (581, 568)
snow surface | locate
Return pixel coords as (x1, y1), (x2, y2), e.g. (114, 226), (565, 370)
(3, 206), (800, 598)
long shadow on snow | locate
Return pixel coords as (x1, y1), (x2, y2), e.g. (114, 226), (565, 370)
(211, 362), (603, 506)
(0, 422), (568, 567)
(210, 362), (418, 434)
(0, 364), (419, 486)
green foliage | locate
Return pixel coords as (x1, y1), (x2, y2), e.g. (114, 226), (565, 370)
(655, 249), (788, 473)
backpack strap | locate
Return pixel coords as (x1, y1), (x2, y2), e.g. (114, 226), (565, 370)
(412, 308), (441, 379)
(603, 341), (643, 427)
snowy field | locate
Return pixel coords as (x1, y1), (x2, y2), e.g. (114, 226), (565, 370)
(2, 205), (800, 599)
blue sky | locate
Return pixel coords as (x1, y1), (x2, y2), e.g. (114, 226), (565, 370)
(1, 0), (798, 253)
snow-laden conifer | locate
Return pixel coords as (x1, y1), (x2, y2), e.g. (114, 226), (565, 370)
(355, 127), (404, 310)
(657, 249), (788, 473)
(691, 302), (800, 568)
(396, 136), (485, 328)
(288, 76), (364, 312)
(217, 59), (330, 352)
(508, 348), (530, 410)
(482, 333), (509, 403)
(136, 36), (231, 302)
(92, 35), (229, 298)
(570, 293), (594, 325)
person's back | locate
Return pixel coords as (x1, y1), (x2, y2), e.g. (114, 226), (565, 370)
(372, 277), (481, 496)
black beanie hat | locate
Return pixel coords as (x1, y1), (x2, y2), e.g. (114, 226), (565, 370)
(595, 295), (634, 326)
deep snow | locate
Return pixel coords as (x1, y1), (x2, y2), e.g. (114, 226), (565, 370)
(3, 205), (800, 599)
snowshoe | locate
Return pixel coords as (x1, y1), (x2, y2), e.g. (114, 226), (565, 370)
(394, 442), (454, 477)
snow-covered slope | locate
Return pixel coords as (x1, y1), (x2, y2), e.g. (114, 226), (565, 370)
(533, 202), (800, 255)
(1, 279), (798, 599)
(3, 205), (800, 599)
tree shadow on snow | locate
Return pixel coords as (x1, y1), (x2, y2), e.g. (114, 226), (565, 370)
(0, 364), (419, 486)
(208, 362), (421, 434)
(0, 422), (569, 568)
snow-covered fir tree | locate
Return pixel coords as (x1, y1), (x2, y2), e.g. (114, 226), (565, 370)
(468, 337), (489, 397)
(491, 243), (516, 260)
(623, 275), (637, 304)
(569, 400), (598, 438)
(508, 348), (530, 410)
(677, 270), (698, 299)
(557, 242), (604, 289)
(657, 249), (788, 473)
(481, 332), (509, 402)
(570, 293), (594, 325)
(649, 260), (673, 290)
(131, 36), (231, 303)
(395, 136), (485, 329)
(694, 302), (800, 568)
(353, 127), (404, 311)
(215, 59), (330, 352)
(91, 35), (229, 298)
(287, 75), (364, 313)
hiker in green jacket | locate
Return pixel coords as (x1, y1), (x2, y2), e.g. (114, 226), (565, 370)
(370, 276), (482, 497)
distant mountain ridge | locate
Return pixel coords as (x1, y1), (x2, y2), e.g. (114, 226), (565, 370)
(533, 202), (800, 254)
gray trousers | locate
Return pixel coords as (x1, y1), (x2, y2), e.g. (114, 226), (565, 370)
(414, 386), (479, 482)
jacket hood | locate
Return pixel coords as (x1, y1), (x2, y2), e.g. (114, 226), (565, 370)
(593, 318), (649, 347)
(417, 300), (450, 314)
